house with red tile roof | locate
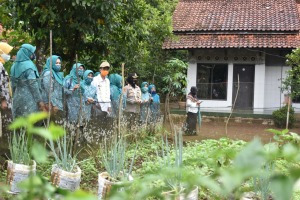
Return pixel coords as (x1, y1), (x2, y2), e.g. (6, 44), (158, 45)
(163, 0), (300, 113)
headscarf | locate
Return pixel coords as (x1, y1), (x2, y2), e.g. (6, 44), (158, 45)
(82, 70), (94, 86)
(141, 82), (148, 93)
(187, 86), (198, 102)
(109, 73), (122, 100)
(109, 74), (122, 89)
(64, 63), (85, 84)
(148, 84), (160, 103)
(10, 44), (39, 78)
(42, 55), (64, 85)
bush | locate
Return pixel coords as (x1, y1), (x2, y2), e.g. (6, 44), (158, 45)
(272, 105), (296, 128)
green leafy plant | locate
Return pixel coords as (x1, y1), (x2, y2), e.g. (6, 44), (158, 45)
(161, 58), (188, 100)
(156, 131), (188, 197)
(8, 130), (32, 165)
(272, 105), (295, 128)
(4, 112), (96, 199)
(49, 132), (80, 172)
(101, 135), (137, 181)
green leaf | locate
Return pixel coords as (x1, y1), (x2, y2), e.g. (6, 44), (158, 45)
(64, 190), (97, 200)
(270, 175), (294, 200)
(49, 122), (66, 140)
(27, 112), (48, 124)
(9, 117), (28, 130)
(30, 127), (53, 140)
(31, 143), (48, 163)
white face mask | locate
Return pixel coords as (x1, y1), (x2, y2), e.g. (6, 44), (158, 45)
(1, 53), (10, 62)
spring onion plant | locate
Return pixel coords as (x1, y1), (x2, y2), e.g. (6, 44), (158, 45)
(8, 130), (32, 165)
(101, 135), (137, 181)
(49, 132), (78, 172)
(157, 131), (184, 194)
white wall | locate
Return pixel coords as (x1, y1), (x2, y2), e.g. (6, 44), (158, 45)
(187, 61), (233, 111)
(188, 49), (259, 112)
(263, 66), (300, 112)
(253, 64), (265, 112)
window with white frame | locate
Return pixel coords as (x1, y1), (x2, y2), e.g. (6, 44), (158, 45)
(196, 64), (228, 100)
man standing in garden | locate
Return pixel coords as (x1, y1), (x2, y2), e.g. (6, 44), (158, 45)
(92, 61), (111, 130)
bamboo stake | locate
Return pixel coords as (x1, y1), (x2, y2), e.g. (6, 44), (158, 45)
(47, 30), (53, 128)
(225, 74), (239, 136)
(72, 54), (82, 156)
(286, 95), (290, 129)
(118, 63), (125, 138)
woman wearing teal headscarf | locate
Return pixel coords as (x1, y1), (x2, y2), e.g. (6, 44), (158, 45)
(63, 63), (85, 123)
(108, 73), (122, 118)
(140, 82), (150, 124)
(80, 70), (97, 122)
(41, 55), (64, 113)
(148, 84), (160, 124)
(10, 43), (46, 118)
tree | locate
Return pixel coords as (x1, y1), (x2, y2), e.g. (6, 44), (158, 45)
(2, 0), (178, 78)
(283, 48), (300, 100)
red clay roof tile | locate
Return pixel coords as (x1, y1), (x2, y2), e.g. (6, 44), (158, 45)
(162, 34), (300, 49)
(173, 0), (300, 32)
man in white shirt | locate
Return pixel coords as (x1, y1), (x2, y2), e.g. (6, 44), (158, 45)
(92, 61), (111, 118)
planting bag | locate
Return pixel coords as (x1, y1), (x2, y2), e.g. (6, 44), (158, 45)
(6, 160), (36, 194)
(98, 172), (133, 200)
(51, 164), (81, 191)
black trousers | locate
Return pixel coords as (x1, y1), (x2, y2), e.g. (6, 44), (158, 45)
(186, 112), (198, 135)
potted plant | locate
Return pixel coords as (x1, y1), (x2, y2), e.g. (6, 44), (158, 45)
(98, 135), (136, 199)
(49, 132), (81, 191)
(6, 130), (36, 194)
(159, 132), (198, 200)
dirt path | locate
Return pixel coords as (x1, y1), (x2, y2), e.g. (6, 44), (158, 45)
(182, 120), (300, 143)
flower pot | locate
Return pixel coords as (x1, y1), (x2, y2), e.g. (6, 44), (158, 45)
(162, 186), (198, 200)
(98, 172), (133, 200)
(50, 164), (81, 191)
(6, 160), (36, 194)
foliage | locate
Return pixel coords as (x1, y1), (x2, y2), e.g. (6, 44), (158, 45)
(1, 0), (178, 75)
(161, 58), (188, 100)
(4, 112), (96, 199)
(272, 105), (295, 128)
(8, 130), (31, 165)
(283, 48), (300, 99)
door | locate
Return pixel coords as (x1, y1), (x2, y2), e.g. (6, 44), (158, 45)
(232, 64), (255, 110)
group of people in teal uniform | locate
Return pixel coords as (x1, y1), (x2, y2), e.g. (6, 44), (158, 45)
(140, 82), (160, 124)
(8, 43), (161, 133)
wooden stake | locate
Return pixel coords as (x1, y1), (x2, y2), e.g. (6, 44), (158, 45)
(118, 63), (125, 138)
(47, 30), (53, 128)
(226, 74), (239, 136)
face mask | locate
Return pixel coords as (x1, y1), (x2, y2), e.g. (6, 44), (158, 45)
(53, 64), (61, 72)
(101, 70), (109, 77)
(151, 91), (157, 95)
(85, 77), (93, 84)
(30, 53), (36, 60)
(1, 53), (10, 62)
(142, 87), (148, 93)
(78, 69), (84, 77)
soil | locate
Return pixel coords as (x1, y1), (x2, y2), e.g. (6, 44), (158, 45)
(182, 119), (300, 143)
